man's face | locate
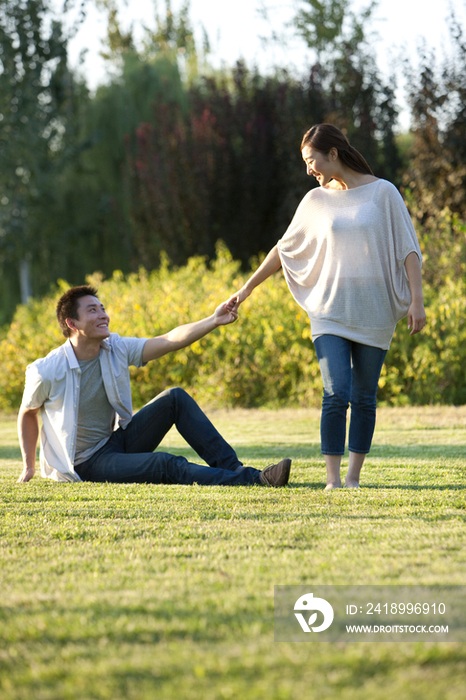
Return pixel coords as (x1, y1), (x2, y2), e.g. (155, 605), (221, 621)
(68, 295), (110, 340)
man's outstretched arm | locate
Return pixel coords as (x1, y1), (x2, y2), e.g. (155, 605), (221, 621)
(17, 406), (40, 483)
(142, 301), (238, 363)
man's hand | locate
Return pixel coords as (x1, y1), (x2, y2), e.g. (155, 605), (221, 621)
(17, 465), (36, 483)
(214, 300), (239, 326)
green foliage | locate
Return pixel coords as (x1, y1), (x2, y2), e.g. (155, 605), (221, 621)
(0, 0), (75, 319)
(0, 0), (200, 320)
(402, 17), (466, 286)
(0, 282), (65, 409)
(1, 0), (408, 325)
(381, 276), (466, 406)
(124, 62), (321, 267)
(294, 0), (374, 55)
(0, 244), (465, 412)
(292, 0), (402, 182)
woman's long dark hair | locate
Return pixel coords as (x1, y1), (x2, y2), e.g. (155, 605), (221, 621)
(301, 124), (373, 176)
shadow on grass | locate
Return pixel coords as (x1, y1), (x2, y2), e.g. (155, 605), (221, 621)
(355, 483), (466, 491)
(370, 445), (466, 459)
(0, 446), (21, 460)
(289, 482), (466, 491)
(3, 445), (465, 462)
(157, 442), (466, 463)
(2, 441), (465, 463)
(0, 600), (274, 647)
(2, 440), (466, 491)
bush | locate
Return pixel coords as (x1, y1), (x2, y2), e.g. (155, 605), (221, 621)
(0, 244), (464, 412)
(381, 276), (466, 405)
(0, 244), (320, 412)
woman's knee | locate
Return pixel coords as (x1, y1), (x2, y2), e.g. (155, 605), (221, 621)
(351, 393), (377, 414)
(322, 382), (350, 408)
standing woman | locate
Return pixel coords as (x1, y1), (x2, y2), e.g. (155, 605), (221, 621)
(228, 124), (426, 490)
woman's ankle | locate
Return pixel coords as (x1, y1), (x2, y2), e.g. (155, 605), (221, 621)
(324, 455), (342, 489)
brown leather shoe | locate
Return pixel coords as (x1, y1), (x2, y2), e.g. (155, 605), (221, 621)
(260, 458), (292, 487)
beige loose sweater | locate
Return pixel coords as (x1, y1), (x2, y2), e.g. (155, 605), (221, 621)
(277, 179), (422, 349)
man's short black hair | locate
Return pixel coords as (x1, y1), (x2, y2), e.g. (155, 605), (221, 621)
(56, 285), (99, 338)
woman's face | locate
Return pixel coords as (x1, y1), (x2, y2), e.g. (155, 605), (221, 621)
(302, 145), (337, 187)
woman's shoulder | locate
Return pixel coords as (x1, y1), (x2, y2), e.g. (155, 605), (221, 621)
(298, 179), (401, 203)
(372, 180), (409, 211)
(301, 185), (335, 203)
(372, 178), (402, 196)
(295, 187), (323, 210)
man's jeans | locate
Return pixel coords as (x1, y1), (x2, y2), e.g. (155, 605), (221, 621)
(75, 388), (262, 486)
(314, 335), (387, 456)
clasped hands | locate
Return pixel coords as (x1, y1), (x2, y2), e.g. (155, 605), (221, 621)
(214, 293), (244, 326)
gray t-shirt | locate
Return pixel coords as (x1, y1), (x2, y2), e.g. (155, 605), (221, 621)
(74, 355), (115, 464)
(20, 334), (147, 482)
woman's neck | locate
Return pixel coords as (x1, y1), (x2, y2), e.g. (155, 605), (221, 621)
(328, 167), (378, 190)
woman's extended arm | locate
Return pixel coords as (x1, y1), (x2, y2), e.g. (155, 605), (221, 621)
(228, 245), (282, 310)
(404, 251), (426, 335)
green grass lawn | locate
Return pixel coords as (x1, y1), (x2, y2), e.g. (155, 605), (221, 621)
(1, 406), (466, 700)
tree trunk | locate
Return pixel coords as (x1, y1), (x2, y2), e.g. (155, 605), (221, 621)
(19, 257), (32, 305)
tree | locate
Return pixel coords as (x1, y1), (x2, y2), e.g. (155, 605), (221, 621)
(402, 12), (466, 285)
(0, 0), (75, 320)
(291, 0), (402, 181)
(124, 62), (326, 268)
(293, 0), (349, 55)
(67, 1), (191, 272)
(0, 0), (194, 321)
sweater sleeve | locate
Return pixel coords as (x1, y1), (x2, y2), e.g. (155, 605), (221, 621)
(385, 182), (422, 265)
(277, 191), (315, 255)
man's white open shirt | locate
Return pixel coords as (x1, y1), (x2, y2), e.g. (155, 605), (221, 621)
(21, 334), (147, 482)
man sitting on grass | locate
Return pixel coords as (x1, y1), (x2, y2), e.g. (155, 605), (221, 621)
(17, 285), (291, 488)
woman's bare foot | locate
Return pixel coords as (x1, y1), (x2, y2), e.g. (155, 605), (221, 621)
(325, 480), (342, 490)
(345, 452), (366, 489)
(344, 479), (360, 488)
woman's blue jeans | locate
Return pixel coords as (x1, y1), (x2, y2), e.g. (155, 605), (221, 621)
(314, 335), (387, 456)
(75, 388), (262, 486)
